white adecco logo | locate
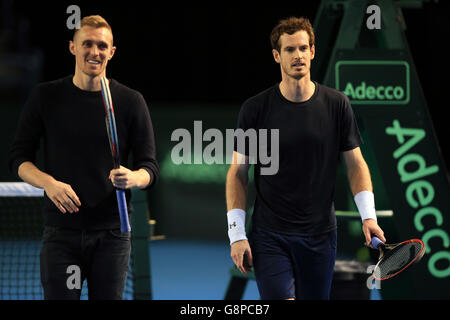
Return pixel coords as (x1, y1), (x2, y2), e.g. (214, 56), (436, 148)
(343, 81), (405, 101)
(335, 60), (410, 105)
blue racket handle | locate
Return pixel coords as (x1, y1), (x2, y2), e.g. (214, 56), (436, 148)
(116, 189), (131, 233)
(371, 236), (384, 249)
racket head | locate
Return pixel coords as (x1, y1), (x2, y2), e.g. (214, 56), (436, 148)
(372, 239), (425, 281)
(100, 77), (120, 168)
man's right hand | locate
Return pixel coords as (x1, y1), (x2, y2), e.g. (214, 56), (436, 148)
(44, 179), (81, 213)
(17, 161), (81, 214)
(230, 239), (253, 275)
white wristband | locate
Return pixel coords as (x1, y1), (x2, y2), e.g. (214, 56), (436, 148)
(354, 191), (377, 223)
(227, 209), (248, 245)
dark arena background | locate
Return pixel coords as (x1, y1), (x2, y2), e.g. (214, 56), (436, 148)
(0, 0), (449, 308)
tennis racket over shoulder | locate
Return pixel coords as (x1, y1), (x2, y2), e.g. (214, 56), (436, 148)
(100, 77), (131, 234)
(370, 236), (425, 280)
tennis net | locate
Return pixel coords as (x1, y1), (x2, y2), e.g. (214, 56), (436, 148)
(0, 182), (137, 300)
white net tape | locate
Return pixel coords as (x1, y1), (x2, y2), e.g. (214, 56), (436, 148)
(0, 182), (44, 197)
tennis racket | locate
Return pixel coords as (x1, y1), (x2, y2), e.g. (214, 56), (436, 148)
(100, 77), (131, 233)
(370, 236), (425, 280)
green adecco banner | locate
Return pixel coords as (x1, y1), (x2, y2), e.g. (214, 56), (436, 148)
(332, 50), (450, 299)
(336, 61), (410, 105)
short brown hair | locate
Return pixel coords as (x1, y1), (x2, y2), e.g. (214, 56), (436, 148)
(270, 17), (315, 52)
(73, 15), (113, 44)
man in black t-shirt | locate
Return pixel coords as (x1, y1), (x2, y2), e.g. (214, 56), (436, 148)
(225, 17), (386, 299)
(8, 15), (159, 299)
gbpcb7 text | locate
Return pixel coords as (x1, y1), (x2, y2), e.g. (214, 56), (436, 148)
(224, 304), (270, 315)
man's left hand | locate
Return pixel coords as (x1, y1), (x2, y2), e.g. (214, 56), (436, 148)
(109, 166), (150, 189)
(362, 219), (386, 248)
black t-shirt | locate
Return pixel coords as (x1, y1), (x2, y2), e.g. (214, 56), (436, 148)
(235, 81), (362, 236)
(8, 75), (159, 230)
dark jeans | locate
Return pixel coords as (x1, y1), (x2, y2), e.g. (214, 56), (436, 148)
(39, 226), (131, 300)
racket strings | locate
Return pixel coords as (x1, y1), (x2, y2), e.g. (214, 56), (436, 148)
(375, 242), (423, 279)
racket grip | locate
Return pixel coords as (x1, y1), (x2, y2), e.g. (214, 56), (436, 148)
(116, 189), (131, 233)
(371, 236), (384, 249)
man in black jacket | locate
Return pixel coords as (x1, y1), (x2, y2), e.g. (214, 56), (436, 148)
(8, 15), (159, 299)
